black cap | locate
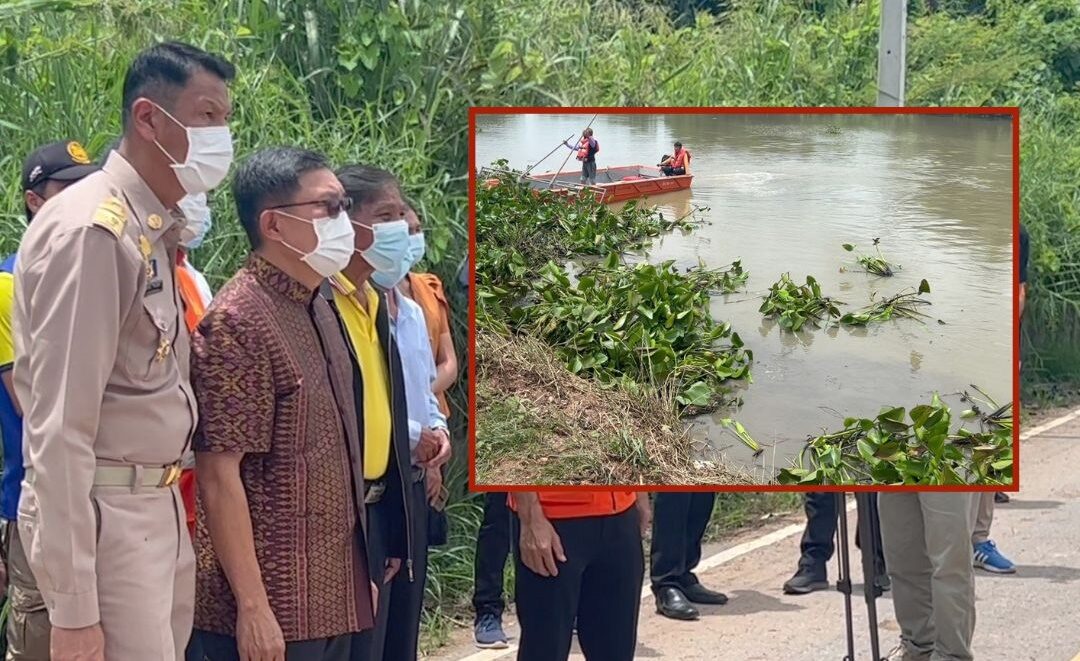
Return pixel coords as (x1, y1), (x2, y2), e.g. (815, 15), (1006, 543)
(21, 140), (100, 191)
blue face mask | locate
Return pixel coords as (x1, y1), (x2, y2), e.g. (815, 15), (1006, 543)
(408, 232), (426, 269)
(359, 219), (411, 289)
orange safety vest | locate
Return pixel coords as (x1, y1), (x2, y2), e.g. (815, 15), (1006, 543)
(672, 148), (691, 169)
(406, 272), (453, 418)
(176, 252), (210, 539)
(508, 491), (637, 520)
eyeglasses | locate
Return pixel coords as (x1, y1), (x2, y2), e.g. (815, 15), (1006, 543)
(267, 196), (354, 218)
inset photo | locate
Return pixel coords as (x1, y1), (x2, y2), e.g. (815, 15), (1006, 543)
(471, 108), (1017, 488)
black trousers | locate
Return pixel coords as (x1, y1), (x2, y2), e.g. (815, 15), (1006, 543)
(195, 630), (354, 661)
(798, 492), (885, 575)
(650, 492), (714, 591)
(382, 478), (429, 661)
(513, 507), (643, 661)
(473, 492), (511, 620)
(351, 496), (396, 660)
(660, 165), (686, 176)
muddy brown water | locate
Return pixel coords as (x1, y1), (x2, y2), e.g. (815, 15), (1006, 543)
(475, 113), (1014, 480)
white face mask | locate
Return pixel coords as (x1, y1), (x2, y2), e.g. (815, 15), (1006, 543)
(277, 210), (356, 278)
(177, 193), (212, 250)
(152, 103), (234, 195)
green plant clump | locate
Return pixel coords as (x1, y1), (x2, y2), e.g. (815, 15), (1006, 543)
(775, 388), (1013, 486)
(522, 253), (753, 410)
(843, 241), (895, 277)
(839, 280), (933, 325)
(759, 273), (842, 331)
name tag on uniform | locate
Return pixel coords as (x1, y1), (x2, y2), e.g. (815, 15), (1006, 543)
(145, 279), (164, 296)
(149, 258), (159, 278)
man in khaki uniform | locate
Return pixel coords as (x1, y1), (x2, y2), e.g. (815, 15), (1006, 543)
(11, 42), (234, 661)
(879, 493), (977, 661)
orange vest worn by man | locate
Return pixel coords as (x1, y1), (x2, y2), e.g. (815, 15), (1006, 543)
(509, 491), (647, 661)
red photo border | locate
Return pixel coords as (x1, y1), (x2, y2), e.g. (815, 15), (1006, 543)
(467, 106), (1021, 494)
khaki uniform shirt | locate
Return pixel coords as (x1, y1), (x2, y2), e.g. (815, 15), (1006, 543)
(12, 152), (197, 628)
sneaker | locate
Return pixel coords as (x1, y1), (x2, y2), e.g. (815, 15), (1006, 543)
(474, 613), (510, 649)
(782, 566), (829, 594)
(994, 492), (1010, 504)
(973, 540), (1016, 574)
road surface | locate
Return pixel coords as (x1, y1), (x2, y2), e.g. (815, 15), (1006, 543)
(431, 406), (1080, 661)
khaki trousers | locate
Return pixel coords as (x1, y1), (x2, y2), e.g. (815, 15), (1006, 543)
(2, 521), (50, 661)
(19, 485), (195, 661)
(878, 493), (977, 661)
(970, 492), (994, 545)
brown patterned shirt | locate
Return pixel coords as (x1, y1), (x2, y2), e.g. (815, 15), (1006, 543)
(191, 254), (373, 641)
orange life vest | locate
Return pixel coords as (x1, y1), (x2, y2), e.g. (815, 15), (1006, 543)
(672, 148), (691, 169)
(508, 491), (637, 520)
(576, 137), (598, 161)
(176, 252), (210, 539)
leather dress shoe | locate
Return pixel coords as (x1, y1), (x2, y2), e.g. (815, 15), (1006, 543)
(681, 582), (728, 605)
(782, 566), (829, 595)
(654, 587), (699, 620)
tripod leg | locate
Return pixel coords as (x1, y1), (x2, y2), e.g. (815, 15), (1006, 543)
(835, 492), (856, 661)
(856, 493), (885, 661)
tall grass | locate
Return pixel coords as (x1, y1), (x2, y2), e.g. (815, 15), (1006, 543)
(1, 0), (1076, 648)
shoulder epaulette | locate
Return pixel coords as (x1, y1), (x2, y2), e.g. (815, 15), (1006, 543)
(90, 196), (127, 239)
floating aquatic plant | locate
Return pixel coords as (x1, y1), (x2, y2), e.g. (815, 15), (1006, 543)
(839, 280), (932, 325)
(843, 239), (895, 276)
(759, 273), (842, 331)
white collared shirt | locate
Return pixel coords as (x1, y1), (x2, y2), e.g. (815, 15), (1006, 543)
(388, 288), (448, 463)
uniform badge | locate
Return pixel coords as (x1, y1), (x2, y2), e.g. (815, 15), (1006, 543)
(145, 279), (164, 296)
(147, 214), (163, 230)
(67, 141), (91, 165)
(90, 197), (127, 238)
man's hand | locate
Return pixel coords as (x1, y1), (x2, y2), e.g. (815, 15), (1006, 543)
(51, 624), (106, 661)
(236, 603), (285, 661)
(518, 498), (566, 577)
(635, 493), (653, 538)
(371, 580), (379, 618)
(384, 558), (402, 584)
(422, 429), (452, 469)
(425, 466), (444, 505)
(416, 427), (442, 464)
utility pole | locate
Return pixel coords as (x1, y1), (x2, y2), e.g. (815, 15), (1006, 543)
(876, 0), (907, 106)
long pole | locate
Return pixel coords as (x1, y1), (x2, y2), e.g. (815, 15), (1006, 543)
(547, 113), (598, 190)
(525, 133), (576, 177)
(876, 0), (907, 106)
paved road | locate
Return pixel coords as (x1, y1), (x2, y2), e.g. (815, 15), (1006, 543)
(433, 409), (1080, 661)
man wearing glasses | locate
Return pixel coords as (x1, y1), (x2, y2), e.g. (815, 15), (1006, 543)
(190, 147), (375, 660)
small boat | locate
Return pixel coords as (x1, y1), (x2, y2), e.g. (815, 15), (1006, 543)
(524, 165), (693, 203)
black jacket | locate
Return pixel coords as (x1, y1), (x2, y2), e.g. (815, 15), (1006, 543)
(321, 280), (416, 570)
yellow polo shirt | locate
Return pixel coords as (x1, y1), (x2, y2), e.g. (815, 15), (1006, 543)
(331, 273), (392, 480)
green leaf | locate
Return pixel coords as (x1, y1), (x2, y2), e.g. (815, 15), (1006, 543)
(681, 381), (714, 407)
(918, 278), (931, 294)
(842, 243), (855, 252)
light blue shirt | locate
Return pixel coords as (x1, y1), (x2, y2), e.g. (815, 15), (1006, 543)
(389, 289), (448, 464)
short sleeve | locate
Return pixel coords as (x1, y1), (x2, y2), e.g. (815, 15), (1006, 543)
(191, 307), (274, 454)
(0, 272), (14, 370)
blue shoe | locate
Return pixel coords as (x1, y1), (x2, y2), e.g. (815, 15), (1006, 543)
(973, 540), (1016, 574)
(474, 613), (509, 649)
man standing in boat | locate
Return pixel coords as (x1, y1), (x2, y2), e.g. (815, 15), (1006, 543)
(564, 128), (599, 186)
(660, 141), (691, 176)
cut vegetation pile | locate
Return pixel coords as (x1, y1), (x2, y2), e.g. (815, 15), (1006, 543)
(476, 333), (753, 485)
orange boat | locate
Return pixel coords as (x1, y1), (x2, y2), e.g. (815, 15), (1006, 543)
(522, 165), (693, 203)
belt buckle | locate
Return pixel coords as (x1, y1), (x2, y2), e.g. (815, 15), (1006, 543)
(158, 463), (182, 488)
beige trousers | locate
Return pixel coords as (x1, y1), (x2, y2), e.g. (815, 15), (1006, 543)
(970, 492), (994, 545)
(878, 492), (977, 661)
(3, 521), (49, 661)
(20, 485), (194, 661)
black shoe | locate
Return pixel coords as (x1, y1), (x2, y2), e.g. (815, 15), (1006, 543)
(995, 492), (1010, 504)
(783, 566), (829, 595)
(654, 587), (699, 621)
(875, 572), (891, 593)
(681, 582), (728, 605)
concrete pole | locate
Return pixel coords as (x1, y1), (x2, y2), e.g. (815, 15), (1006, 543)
(876, 0), (907, 107)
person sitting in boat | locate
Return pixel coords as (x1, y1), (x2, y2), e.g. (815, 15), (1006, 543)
(659, 141), (691, 176)
(563, 128), (599, 186)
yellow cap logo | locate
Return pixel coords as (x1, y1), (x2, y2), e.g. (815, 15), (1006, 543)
(67, 141), (90, 164)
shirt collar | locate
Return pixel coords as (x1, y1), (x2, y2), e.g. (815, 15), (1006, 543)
(249, 254), (314, 304)
(101, 151), (184, 242)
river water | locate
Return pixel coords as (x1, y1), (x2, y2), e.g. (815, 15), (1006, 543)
(475, 113), (1014, 479)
